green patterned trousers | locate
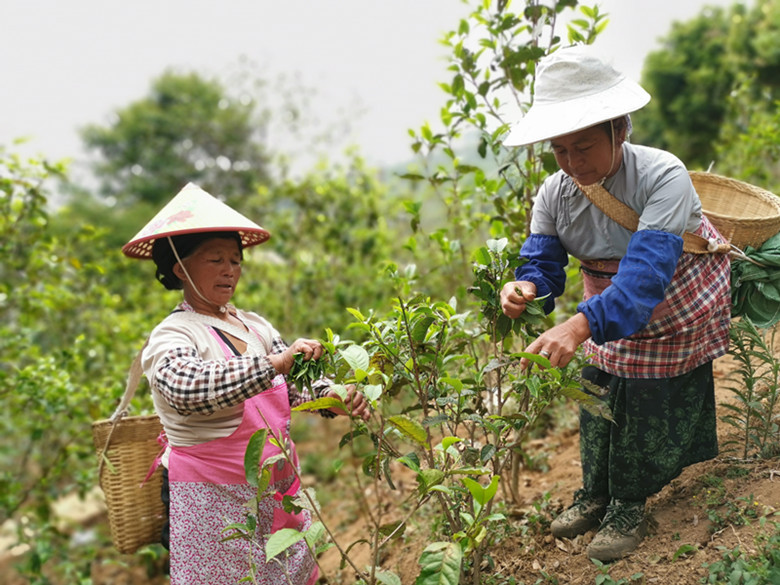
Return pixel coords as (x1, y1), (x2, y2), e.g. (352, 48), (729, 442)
(579, 362), (718, 501)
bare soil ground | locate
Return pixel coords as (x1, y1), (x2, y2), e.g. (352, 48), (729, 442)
(2, 353), (778, 585)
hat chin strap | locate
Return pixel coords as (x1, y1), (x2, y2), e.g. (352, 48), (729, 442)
(581, 119), (619, 188)
(600, 119), (619, 185)
(167, 236), (228, 314)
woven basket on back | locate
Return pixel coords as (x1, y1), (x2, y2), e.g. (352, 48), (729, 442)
(92, 414), (165, 554)
(93, 340), (165, 554)
(690, 171), (780, 250)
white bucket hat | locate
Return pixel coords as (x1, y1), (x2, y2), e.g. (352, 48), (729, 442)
(122, 182), (270, 259)
(504, 46), (651, 147)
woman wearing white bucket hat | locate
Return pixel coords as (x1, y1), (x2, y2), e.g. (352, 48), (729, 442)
(123, 183), (369, 584)
(500, 47), (731, 561)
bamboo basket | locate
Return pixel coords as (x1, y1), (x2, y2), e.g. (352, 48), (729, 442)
(92, 414), (165, 554)
(690, 171), (780, 250)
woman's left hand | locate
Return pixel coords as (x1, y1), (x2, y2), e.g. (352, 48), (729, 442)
(326, 385), (370, 421)
(270, 338), (323, 375)
(521, 312), (591, 370)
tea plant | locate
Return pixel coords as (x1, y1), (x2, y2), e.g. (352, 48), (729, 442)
(721, 317), (780, 459)
(273, 237), (611, 585)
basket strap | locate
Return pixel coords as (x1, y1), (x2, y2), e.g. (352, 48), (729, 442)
(110, 338), (149, 421)
(575, 180), (731, 255)
(97, 339), (149, 478)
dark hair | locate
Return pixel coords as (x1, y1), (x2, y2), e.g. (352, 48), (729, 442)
(597, 115), (630, 138)
(151, 231), (243, 290)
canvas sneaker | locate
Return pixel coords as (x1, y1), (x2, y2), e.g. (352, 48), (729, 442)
(551, 488), (609, 539)
(587, 498), (647, 562)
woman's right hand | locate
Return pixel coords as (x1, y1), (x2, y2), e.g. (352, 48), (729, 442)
(500, 280), (537, 319)
(270, 338), (323, 375)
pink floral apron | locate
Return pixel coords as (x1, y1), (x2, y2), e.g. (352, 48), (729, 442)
(166, 326), (318, 585)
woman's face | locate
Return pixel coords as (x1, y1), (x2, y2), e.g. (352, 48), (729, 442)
(174, 237), (242, 309)
(549, 124), (622, 186)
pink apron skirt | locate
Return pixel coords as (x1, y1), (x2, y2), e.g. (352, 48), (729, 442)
(167, 378), (318, 585)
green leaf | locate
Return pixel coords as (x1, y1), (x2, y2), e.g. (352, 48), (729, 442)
(672, 543), (698, 561)
(362, 384), (383, 402)
(376, 570), (403, 585)
(266, 528), (305, 561)
(480, 444), (496, 464)
(439, 377), (463, 391)
(472, 246), (492, 266)
(346, 307), (366, 321)
(560, 382), (614, 422)
(378, 520), (406, 540)
(411, 315), (435, 342)
(341, 344), (370, 372)
(397, 452), (421, 472)
(388, 415), (428, 445)
(244, 428), (268, 488)
(292, 397), (344, 412)
(423, 414), (450, 428)
(486, 238), (508, 254)
(258, 468), (271, 494)
(514, 351), (550, 367)
(304, 521), (326, 551)
(418, 468), (445, 493)
(484, 475), (499, 503)
(261, 453), (286, 472)
(441, 436), (463, 451)
(415, 541), (462, 585)
(449, 467), (491, 476)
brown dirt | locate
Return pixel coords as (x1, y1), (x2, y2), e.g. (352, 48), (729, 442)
(481, 360), (780, 585)
(2, 351), (778, 585)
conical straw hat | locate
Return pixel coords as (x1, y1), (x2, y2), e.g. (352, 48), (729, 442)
(122, 183), (270, 259)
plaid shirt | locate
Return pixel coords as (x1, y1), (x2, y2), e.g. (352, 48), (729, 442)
(151, 316), (333, 417)
(581, 216), (731, 378)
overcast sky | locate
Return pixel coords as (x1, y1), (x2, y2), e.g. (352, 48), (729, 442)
(2, 0), (744, 173)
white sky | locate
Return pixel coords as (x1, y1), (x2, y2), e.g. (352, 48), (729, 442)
(1, 0), (744, 173)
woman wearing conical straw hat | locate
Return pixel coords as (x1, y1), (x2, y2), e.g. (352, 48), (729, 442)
(123, 183), (369, 584)
(500, 47), (731, 561)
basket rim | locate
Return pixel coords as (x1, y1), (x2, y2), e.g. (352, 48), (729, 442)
(690, 171), (780, 214)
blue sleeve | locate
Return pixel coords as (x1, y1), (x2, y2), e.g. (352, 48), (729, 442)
(577, 229), (683, 344)
(515, 234), (568, 314)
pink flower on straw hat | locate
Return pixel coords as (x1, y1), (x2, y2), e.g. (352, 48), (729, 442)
(122, 183), (270, 259)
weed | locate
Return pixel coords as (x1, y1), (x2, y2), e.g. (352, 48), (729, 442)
(700, 522), (780, 584)
(721, 318), (780, 460)
(724, 465), (752, 480)
(482, 574), (519, 585)
(522, 492), (555, 536)
(591, 559), (645, 584)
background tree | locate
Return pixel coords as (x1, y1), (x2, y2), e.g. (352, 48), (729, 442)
(81, 70), (272, 209)
(631, 4), (736, 169)
(714, 0), (780, 190)
(239, 157), (406, 341)
(0, 146), (166, 582)
(633, 0), (780, 185)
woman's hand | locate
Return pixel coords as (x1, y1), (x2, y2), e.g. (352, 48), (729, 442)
(500, 280), (537, 318)
(521, 312), (591, 369)
(270, 338), (323, 375)
(326, 385), (370, 421)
